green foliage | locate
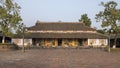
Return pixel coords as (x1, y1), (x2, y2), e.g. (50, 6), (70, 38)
(0, 0), (22, 43)
(95, 1), (120, 32)
(97, 29), (105, 34)
(95, 1), (120, 46)
(16, 23), (25, 35)
(79, 14), (91, 27)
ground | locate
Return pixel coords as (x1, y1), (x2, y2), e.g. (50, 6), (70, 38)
(0, 48), (120, 68)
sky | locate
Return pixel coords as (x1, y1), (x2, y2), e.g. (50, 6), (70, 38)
(16, 0), (120, 29)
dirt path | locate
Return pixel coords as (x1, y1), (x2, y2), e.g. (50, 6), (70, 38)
(0, 49), (120, 68)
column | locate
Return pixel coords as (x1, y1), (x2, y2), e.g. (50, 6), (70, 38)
(55, 39), (58, 46)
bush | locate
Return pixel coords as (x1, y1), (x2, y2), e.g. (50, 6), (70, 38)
(0, 43), (19, 50)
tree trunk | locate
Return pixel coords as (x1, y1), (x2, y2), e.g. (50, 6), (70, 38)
(2, 35), (5, 44)
(113, 33), (118, 48)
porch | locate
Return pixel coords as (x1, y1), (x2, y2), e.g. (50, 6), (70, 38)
(32, 38), (88, 47)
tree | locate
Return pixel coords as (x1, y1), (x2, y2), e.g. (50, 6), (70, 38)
(79, 14), (91, 27)
(0, 0), (22, 43)
(16, 23), (25, 35)
(95, 1), (120, 47)
(97, 29), (106, 34)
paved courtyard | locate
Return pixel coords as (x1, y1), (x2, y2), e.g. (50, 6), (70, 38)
(0, 48), (120, 68)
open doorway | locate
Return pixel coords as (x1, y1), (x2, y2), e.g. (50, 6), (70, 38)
(78, 39), (87, 46)
(78, 39), (83, 46)
(58, 39), (62, 46)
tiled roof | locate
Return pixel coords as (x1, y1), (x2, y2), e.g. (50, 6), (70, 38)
(13, 33), (108, 39)
(13, 21), (109, 39)
(27, 21), (96, 31)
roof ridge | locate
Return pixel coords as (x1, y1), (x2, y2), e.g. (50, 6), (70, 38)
(36, 21), (83, 24)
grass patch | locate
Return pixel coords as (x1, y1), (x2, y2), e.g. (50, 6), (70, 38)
(100, 46), (120, 52)
(110, 48), (120, 51)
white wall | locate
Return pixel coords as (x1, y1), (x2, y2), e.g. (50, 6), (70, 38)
(88, 39), (108, 47)
(12, 38), (32, 47)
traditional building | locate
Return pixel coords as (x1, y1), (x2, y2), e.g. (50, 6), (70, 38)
(12, 21), (108, 47)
